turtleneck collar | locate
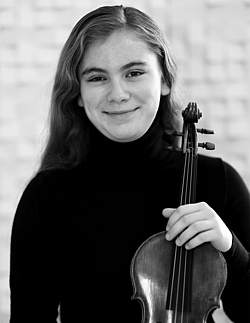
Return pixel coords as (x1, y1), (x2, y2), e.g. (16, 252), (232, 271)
(86, 111), (170, 176)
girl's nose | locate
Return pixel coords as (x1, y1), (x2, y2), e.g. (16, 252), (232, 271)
(106, 80), (130, 103)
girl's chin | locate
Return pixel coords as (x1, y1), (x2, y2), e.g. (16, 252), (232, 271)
(102, 127), (148, 142)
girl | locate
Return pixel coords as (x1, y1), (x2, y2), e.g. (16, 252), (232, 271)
(10, 5), (250, 322)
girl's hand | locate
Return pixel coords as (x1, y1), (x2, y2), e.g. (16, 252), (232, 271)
(162, 202), (232, 252)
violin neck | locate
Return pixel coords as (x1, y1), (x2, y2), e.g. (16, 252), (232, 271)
(179, 150), (198, 206)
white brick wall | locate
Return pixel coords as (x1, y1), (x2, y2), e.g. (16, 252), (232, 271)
(1, 0), (249, 322)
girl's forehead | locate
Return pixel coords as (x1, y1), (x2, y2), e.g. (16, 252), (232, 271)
(90, 29), (142, 46)
(82, 30), (155, 68)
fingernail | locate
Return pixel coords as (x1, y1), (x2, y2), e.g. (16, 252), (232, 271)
(166, 233), (171, 240)
(176, 238), (180, 246)
(166, 225), (169, 231)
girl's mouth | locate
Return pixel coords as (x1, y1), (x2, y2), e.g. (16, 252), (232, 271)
(104, 107), (139, 115)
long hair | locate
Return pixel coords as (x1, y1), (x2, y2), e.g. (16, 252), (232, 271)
(39, 5), (182, 172)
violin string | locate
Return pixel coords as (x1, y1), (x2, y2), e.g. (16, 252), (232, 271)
(188, 148), (194, 206)
(181, 249), (188, 323)
(181, 150), (192, 323)
(168, 241), (178, 315)
(168, 151), (187, 322)
(175, 245), (183, 323)
(181, 149), (194, 322)
(175, 151), (191, 323)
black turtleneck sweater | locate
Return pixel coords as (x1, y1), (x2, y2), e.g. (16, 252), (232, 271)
(10, 116), (250, 323)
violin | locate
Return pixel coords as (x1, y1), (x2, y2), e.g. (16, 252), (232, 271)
(130, 102), (227, 323)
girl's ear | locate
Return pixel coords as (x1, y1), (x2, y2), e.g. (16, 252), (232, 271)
(78, 96), (84, 107)
(161, 79), (170, 96)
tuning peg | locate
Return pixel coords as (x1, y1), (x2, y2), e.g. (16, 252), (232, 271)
(165, 146), (182, 152)
(164, 130), (183, 137)
(198, 142), (215, 150)
(163, 130), (183, 143)
(197, 128), (214, 135)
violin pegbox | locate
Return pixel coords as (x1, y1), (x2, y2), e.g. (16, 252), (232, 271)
(164, 102), (215, 153)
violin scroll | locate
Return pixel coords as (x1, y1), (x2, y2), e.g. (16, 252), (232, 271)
(182, 102), (202, 124)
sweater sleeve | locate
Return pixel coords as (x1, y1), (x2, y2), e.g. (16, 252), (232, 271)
(9, 173), (62, 323)
(220, 162), (250, 322)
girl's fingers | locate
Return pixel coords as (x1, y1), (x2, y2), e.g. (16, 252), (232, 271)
(162, 208), (176, 218)
(172, 220), (212, 248)
(184, 230), (213, 250)
(163, 203), (206, 233)
(163, 203), (233, 252)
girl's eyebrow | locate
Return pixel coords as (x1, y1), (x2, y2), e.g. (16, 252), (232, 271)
(122, 61), (149, 70)
(81, 67), (106, 77)
(81, 61), (149, 77)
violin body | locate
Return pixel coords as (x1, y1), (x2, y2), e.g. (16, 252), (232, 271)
(130, 103), (227, 322)
(131, 232), (227, 323)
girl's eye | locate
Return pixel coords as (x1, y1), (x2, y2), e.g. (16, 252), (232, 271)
(127, 71), (144, 78)
(88, 76), (106, 82)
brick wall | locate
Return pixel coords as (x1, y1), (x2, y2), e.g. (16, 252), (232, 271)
(1, 0), (249, 322)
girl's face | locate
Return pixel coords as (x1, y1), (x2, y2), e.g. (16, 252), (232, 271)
(78, 30), (169, 142)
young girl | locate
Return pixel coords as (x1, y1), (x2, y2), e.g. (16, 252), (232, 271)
(10, 5), (250, 322)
